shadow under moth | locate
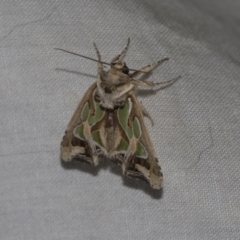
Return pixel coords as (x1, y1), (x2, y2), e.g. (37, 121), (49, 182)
(56, 39), (180, 189)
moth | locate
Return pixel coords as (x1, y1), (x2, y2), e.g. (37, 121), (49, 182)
(56, 39), (180, 189)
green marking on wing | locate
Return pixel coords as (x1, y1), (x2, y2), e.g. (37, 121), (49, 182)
(117, 99), (147, 158)
(91, 130), (103, 147)
(88, 101), (105, 126)
(81, 102), (90, 122)
(117, 137), (129, 151)
(117, 99), (133, 139)
(73, 124), (85, 140)
(132, 117), (142, 139)
(135, 141), (148, 159)
(75, 99), (105, 143)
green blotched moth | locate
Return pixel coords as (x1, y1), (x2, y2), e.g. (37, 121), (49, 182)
(57, 39), (180, 189)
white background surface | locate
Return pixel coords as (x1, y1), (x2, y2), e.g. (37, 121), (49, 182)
(1, 1), (240, 239)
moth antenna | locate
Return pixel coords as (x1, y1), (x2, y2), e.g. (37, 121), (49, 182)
(54, 47), (146, 73)
(54, 48), (110, 65)
(119, 37), (130, 59)
(93, 42), (101, 61)
(112, 38), (130, 64)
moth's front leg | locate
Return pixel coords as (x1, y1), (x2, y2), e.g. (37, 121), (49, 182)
(132, 75), (181, 88)
(131, 76), (181, 89)
(130, 58), (169, 78)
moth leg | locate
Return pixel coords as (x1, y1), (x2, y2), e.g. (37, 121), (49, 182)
(93, 42), (103, 75)
(130, 58), (169, 78)
(111, 38), (130, 63)
(131, 78), (157, 87)
(139, 101), (154, 126)
(155, 75), (181, 89)
(112, 83), (135, 100)
(132, 75), (181, 88)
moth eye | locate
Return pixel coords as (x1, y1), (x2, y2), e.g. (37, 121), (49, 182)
(122, 65), (129, 75)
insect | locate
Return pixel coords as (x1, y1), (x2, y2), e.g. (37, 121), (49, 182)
(56, 39), (180, 189)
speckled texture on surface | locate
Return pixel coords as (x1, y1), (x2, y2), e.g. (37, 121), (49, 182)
(0, 1), (240, 239)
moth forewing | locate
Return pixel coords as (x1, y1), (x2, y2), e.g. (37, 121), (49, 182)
(61, 83), (97, 162)
(124, 92), (163, 189)
(59, 39), (179, 190)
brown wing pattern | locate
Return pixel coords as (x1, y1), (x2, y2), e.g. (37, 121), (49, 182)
(61, 83), (98, 163)
(61, 84), (162, 189)
(119, 91), (163, 189)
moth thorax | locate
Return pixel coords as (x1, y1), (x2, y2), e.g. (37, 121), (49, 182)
(100, 98), (115, 110)
(94, 90), (114, 109)
(101, 72), (126, 86)
(94, 89), (127, 110)
(99, 82), (115, 94)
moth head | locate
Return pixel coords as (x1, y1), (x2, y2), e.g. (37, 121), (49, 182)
(111, 61), (129, 75)
(100, 62), (130, 87)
